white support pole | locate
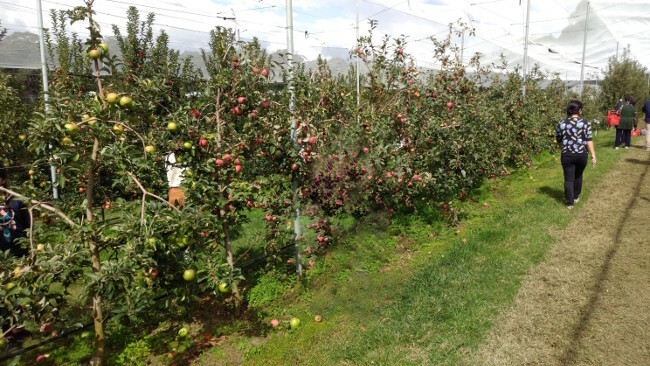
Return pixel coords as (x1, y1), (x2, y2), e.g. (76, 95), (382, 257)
(356, 0), (360, 113)
(286, 0), (302, 277)
(522, 0), (531, 100)
(615, 42), (619, 60)
(579, 1), (590, 98)
(36, 0), (58, 199)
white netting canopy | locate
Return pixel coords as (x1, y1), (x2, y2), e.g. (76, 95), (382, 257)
(1, 0), (649, 80)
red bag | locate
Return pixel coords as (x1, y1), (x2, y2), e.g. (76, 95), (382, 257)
(606, 110), (620, 126)
(631, 128), (639, 136)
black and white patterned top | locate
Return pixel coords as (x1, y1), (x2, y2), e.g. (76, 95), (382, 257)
(556, 117), (593, 155)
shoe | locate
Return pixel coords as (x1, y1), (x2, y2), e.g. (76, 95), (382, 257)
(625, 146), (629, 149)
(574, 197), (580, 203)
(567, 205), (574, 210)
(615, 147), (619, 150)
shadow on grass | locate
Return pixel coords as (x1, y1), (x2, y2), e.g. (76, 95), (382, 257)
(538, 186), (565, 204)
(624, 158), (650, 166)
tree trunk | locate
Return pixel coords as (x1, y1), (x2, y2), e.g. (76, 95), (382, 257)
(86, 138), (105, 366)
(222, 219), (242, 315)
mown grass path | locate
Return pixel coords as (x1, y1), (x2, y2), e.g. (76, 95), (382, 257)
(197, 129), (641, 365)
(466, 134), (650, 365)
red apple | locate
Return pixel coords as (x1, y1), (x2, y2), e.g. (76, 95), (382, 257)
(199, 139), (208, 147)
(223, 153), (231, 162)
(237, 96), (246, 104)
(270, 319), (280, 327)
(308, 136), (317, 144)
(235, 165), (242, 174)
(447, 101), (453, 109)
(215, 159), (224, 166)
(261, 100), (270, 109)
(261, 68), (269, 77)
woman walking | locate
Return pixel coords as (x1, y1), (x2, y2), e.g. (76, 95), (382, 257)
(615, 97), (636, 149)
(556, 100), (597, 209)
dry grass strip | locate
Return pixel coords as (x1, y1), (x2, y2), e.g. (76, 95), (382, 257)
(466, 146), (650, 366)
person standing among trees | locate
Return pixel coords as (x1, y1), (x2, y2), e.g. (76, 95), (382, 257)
(615, 96), (636, 149)
(641, 92), (650, 150)
(0, 163), (30, 257)
(556, 100), (597, 210)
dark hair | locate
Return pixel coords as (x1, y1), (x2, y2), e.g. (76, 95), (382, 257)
(566, 100), (583, 116)
(624, 95), (630, 102)
(629, 97), (636, 106)
(0, 162), (7, 181)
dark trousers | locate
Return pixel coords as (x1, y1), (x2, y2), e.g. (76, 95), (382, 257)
(561, 154), (588, 205)
(615, 128), (631, 147)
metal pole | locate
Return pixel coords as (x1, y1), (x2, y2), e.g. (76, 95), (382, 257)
(356, 0), (360, 113)
(36, 0), (58, 199)
(579, 1), (589, 98)
(286, 0), (302, 277)
(522, 0), (531, 100)
(615, 42), (619, 60)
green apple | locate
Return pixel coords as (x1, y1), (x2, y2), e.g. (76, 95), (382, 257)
(119, 96), (132, 107)
(99, 43), (108, 53)
(106, 92), (118, 104)
(289, 317), (300, 329)
(61, 137), (73, 146)
(183, 269), (195, 281)
(145, 145), (155, 153)
(82, 114), (97, 126)
(64, 122), (79, 134)
(183, 141), (192, 150)
(88, 49), (100, 59)
(167, 122), (178, 132)
(177, 327), (189, 337)
(112, 124), (124, 135)
(218, 282), (229, 293)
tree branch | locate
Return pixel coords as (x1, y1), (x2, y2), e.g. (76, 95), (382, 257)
(0, 187), (78, 228)
(126, 172), (181, 226)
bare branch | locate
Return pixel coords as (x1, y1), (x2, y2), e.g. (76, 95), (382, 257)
(106, 120), (147, 155)
(126, 172), (181, 224)
(0, 187), (78, 228)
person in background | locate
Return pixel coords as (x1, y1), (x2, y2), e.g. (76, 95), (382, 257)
(615, 96), (626, 113)
(556, 100), (597, 210)
(616, 96), (636, 150)
(641, 91), (650, 150)
(0, 163), (30, 257)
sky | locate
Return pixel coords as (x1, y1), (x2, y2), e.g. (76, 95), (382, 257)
(1, 0), (650, 80)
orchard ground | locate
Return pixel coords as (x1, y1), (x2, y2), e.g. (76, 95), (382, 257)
(12, 129), (649, 364)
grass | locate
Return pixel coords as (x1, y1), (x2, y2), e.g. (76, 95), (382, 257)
(203, 129), (621, 365)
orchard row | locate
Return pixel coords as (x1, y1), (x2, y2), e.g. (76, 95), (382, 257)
(0, 4), (567, 363)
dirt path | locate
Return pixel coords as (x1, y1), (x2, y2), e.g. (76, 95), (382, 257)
(466, 141), (650, 365)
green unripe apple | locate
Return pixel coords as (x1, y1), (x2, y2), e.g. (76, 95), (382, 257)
(106, 93), (118, 104)
(119, 96), (132, 107)
(183, 269), (195, 281)
(88, 49), (100, 59)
